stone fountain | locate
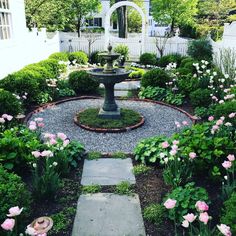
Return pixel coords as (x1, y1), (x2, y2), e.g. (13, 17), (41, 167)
(88, 44), (130, 119)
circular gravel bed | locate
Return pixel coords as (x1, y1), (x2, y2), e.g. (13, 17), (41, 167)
(29, 98), (193, 153)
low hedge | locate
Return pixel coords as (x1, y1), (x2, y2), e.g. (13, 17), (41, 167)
(68, 51), (88, 65)
(157, 54), (183, 68)
(140, 53), (157, 66)
(38, 59), (65, 78)
(49, 52), (69, 61)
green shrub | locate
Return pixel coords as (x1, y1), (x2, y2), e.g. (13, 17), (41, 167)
(114, 44), (129, 61)
(140, 53), (157, 66)
(115, 181), (133, 195)
(68, 51), (88, 65)
(49, 52), (68, 61)
(164, 182), (209, 223)
(158, 54), (183, 68)
(143, 203), (165, 225)
(89, 51), (100, 64)
(221, 192), (236, 235)
(68, 71), (99, 94)
(139, 86), (166, 101)
(0, 165), (31, 223)
(23, 64), (52, 81)
(179, 57), (196, 68)
(38, 59), (64, 78)
(176, 67), (192, 76)
(129, 68), (145, 79)
(190, 88), (211, 108)
(0, 89), (22, 116)
(141, 68), (171, 88)
(177, 75), (199, 95)
(188, 39), (213, 61)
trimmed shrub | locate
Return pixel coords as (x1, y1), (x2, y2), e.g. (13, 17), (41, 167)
(140, 53), (157, 66)
(180, 57), (196, 68)
(141, 68), (170, 88)
(187, 38), (213, 61)
(158, 54), (183, 68)
(0, 165), (31, 223)
(114, 44), (129, 61)
(177, 75), (199, 96)
(129, 68), (145, 79)
(38, 59), (63, 78)
(68, 71), (99, 94)
(190, 88), (211, 108)
(0, 89), (22, 116)
(176, 67), (192, 76)
(49, 52), (69, 61)
(68, 51), (88, 65)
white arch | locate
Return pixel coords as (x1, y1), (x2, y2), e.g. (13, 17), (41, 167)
(104, 1), (147, 53)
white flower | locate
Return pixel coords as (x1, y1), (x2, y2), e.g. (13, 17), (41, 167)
(53, 162), (58, 167)
(32, 163), (37, 168)
(224, 176), (228, 180)
(213, 71), (217, 76)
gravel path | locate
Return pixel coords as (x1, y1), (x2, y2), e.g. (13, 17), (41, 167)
(29, 99), (193, 153)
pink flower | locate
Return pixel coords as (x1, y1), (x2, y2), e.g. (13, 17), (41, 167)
(29, 125), (37, 131)
(34, 117), (43, 122)
(164, 199), (177, 209)
(182, 121), (188, 126)
(2, 114), (13, 121)
(228, 113), (235, 118)
(63, 139), (70, 147)
(49, 139), (57, 145)
(57, 132), (67, 141)
(32, 151), (41, 158)
(41, 150), (53, 157)
(1, 114), (8, 119)
(7, 206), (23, 217)
(199, 212), (210, 224)
(172, 140), (179, 145)
(161, 141), (169, 149)
(170, 149), (177, 156)
(1, 218), (15, 231)
(175, 121), (181, 128)
(195, 201), (209, 212)
(216, 119), (223, 126)
(189, 152), (197, 159)
(0, 118), (5, 123)
(183, 213), (197, 223)
(37, 123), (45, 128)
(217, 224), (232, 236)
(212, 125), (219, 131)
(29, 121), (36, 126)
(44, 133), (56, 139)
(172, 145), (178, 151)
(222, 161), (232, 169)
(181, 220), (189, 228)
(208, 116), (214, 121)
(25, 225), (37, 235)
(227, 154), (235, 162)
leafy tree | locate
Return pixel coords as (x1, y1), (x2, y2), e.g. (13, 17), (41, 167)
(151, 0), (198, 33)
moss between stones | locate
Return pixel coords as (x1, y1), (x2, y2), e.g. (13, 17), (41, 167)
(77, 108), (142, 129)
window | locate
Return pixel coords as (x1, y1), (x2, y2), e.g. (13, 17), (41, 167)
(94, 18), (102, 27)
(0, 0), (11, 40)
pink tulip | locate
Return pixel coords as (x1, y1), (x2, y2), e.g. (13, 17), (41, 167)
(7, 206), (23, 217)
(195, 201), (209, 212)
(183, 213), (197, 223)
(32, 151), (41, 158)
(172, 140), (179, 145)
(181, 220), (189, 228)
(228, 113), (235, 118)
(216, 119), (223, 126)
(170, 149), (177, 156)
(1, 114), (8, 119)
(172, 145), (178, 151)
(25, 225), (37, 235)
(175, 121), (181, 128)
(1, 218), (15, 231)
(208, 116), (214, 121)
(222, 161), (232, 169)
(57, 132), (67, 141)
(161, 141), (169, 149)
(2, 114), (13, 121)
(29, 121), (36, 126)
(227, 154), (235, 162)
(34, 117), (43, 122)
(182, 121), (188, 126)
(37, 123), (45, 128)
(164, 199), (176, 209)
(217, 224), (232, 236)
(212, 125), (219, 131)
(63, 139), (70, 147)
(0, 118), (5, 123)
(29, 125), (37, 131)
(189, 152), (197, 159)
(199, 212), (210, 224)
(41, 150), (53, 157)
(49, 139), (57, 145)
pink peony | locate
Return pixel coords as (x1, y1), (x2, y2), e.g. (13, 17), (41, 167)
(195, 201), (209, 212)
(212, 125), (219, 131)
(199, 212), (210, 224)
(63, 139), (70, 147)
(189, 152), (197, 159)
(217, 224), (232, 236)
(41, 150), (53, 157)
(161, 141), (169, 149)
(57, 132), (67, 141)
(32, 151), (41, 158)
(29, 125), (37, 131)
(49, 139), (57, 145)
(228, 113), (235, 118)
(1, 218), (15, 231)
(170, 149), (177, 156)
(181, 220), (189, 228)
(227, 154), (235, 162)
(222, 161), (232, 169)
(7, 206), (23, 217)
(0, 118), (5, 123)
(216, 119), (223, 126)
(208, 116), (214, 121)
(164, 199), (177, 209)
(37, 123), (45, 128)
(183, 213), (197, 223)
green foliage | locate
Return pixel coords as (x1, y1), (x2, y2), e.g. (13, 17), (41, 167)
(112, 152), (127, 159)
(221, 192), (236, 235)
(50, 207), (76, 235)
(139, 53), (157, 66)
(58, 88), (76, 97)
(176, 67), (192, 76)
(194, 107), (211, 119)
(77, 108), (142, 129)
(36, 92), (53, 105)
(68, 51), (88, 65)
(188, 39), (213, 61)
(82, 185), (102, 194)
(49, 52), (69, 61)
(158, 54), (183, 68)
(38, 59), (64, 78)
(143, 203), (165, 225)
(114, 44), (129, 61)
(133, 164), (151, 176)
(68, 71), (99, 94)
(164, 182), (209, 223)
(179, 57), (197, 69)
(164, 91), (184, 106)
(87, 151), (102, 160)
(129, 67), (145, 79)
(0, 89), (22, 116)
(0, 165), (32, 223)
(0, 126), (42, 172)
(141, 68), (171, 88)
(177, 75), (199, 96)
(190, 88), (212, 108)
(115, 181), (133, 195)
(23, 64), (52, 81)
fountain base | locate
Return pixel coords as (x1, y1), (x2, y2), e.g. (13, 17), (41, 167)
(98, 108), (121, 119)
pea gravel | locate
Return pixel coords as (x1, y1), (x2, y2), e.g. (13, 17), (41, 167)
(29, 99), (193, 153)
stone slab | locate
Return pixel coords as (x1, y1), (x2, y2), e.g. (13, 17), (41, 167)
(81, 158), (136, 186)
(72, 193), (146, 236)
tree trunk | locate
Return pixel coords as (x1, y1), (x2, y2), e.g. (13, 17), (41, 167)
(77, 16), (81, 37)
(116, 0), (128, 38)
(170, 18), (175, 34)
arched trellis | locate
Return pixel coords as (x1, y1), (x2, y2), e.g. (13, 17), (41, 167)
(104, 1), (147, 53)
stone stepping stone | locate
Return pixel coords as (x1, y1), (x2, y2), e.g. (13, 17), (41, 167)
(114, 90), (129, 97)
(72, 193), (146, 236)
(81, 158), (136, 186)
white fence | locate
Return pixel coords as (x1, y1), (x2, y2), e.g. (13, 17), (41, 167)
(0, 28), (60, 79)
